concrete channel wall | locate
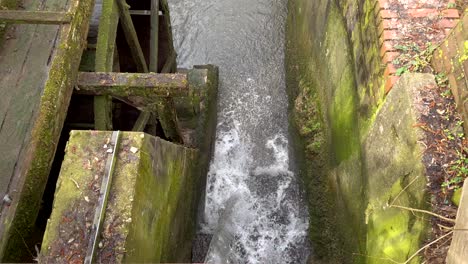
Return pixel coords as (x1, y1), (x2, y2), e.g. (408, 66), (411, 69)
(286, 0), (436, 263)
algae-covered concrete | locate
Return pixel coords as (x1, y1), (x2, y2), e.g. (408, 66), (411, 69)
(364, 74), (432, 263)
(41, 131), (201, 262)
(286, 0), (431, 261)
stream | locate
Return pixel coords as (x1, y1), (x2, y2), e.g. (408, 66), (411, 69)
(168, 0), (310, 262)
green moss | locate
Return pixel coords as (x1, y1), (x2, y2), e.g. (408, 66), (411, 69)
(458, 40), (468, 63)
(41, 131), (110, 254)
(452, 187), (463, 206)
(0, 0), (94, 261)
(367, 175), (426, 264)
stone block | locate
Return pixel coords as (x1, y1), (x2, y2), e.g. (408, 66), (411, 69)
(366, 73), (434, 263)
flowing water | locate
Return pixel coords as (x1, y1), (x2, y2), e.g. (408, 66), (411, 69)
(168, 0), (310, 262)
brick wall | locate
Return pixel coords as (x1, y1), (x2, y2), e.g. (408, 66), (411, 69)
(336, 0), (460, 120)
(432, 10), (468, 133)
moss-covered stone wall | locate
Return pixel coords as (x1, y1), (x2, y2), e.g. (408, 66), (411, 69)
(286, 0), (429, 263)
(432, 10), (468, 134)
(286, 1), (365, 261)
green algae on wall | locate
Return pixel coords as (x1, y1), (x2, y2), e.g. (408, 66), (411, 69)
(286, 0), (365, 262)
(286, 0), (430, 262)
(41, 131), (201, 263)
(364, 73), (432, 263)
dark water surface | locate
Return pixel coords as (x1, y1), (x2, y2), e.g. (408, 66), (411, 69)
(168, 0), (310, 262)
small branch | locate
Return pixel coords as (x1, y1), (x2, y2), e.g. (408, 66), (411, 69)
(389, 173), (418, 206)
(390, 204), (456, 223)
(402, 231), (453, 264)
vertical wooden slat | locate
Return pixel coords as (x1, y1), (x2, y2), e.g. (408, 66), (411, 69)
(150, 0), (159, 72)
(94, 0), (120, 130)
(132, 0), (158, 132)
(152, 0), (183, 142)
(115, 0), (148, 73)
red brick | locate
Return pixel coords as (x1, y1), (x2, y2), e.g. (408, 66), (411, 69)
(380, 40), (396, 58)
(383, 51), (400, 64)
(378, 0), (390, 10)
(380, 30), (400, 41)
(385, 76), (400, 94)
(437, 18), (459, 29)
(379, 19), (399, 35)
(442, 9), (459, 19)
(407, 8), (438, 18)
(384, 63), (397, 77)
(380, 10), (398, 19)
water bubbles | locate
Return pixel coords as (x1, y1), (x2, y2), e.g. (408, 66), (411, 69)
(168, 0), (310, 262)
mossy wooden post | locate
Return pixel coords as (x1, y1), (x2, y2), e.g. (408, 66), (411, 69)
(0, 0), (95, 261)
(151, 0), (183, 142)
(94, 0), (119, 130)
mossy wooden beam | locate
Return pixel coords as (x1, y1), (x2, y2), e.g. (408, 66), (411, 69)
(0, 10), (71, 24)
(132, 112), (151, 131)
(161, 51), (176, 74)
(0, 0), (94, 260)
(116, 0), (148, 73)
(76, 72), (189, 96)
(94, 0), (119, 130)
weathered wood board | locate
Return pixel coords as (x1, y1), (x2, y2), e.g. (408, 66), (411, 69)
(447, 178), (468, 264)
(0, 0), (95, 261)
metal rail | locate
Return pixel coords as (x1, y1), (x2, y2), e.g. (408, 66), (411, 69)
(84, 131), (121, 264)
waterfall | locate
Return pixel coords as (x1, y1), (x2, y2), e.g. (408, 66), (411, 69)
(168, 0), (310, 262)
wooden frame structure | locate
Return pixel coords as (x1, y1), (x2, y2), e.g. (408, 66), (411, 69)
(91, 0), (183, 143)
(0, 0), (187, 260)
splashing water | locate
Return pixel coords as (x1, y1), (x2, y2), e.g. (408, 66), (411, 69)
(168, 0), (310, 262)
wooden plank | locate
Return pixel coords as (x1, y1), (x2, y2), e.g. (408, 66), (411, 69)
(129, 10), (151, 15)
(161, 51), (176, 74)
(116, 0), (148, 73)
(132, 112), (151, 131)
(447, 178), (468, 264)
(94, 0), (119, 130)
(0, 10), (71, 24)
(0, 0), (95, 261)
(76, 72), (189, 97)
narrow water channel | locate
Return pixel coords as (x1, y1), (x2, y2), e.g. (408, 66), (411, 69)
(168, 0), (310, 262)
